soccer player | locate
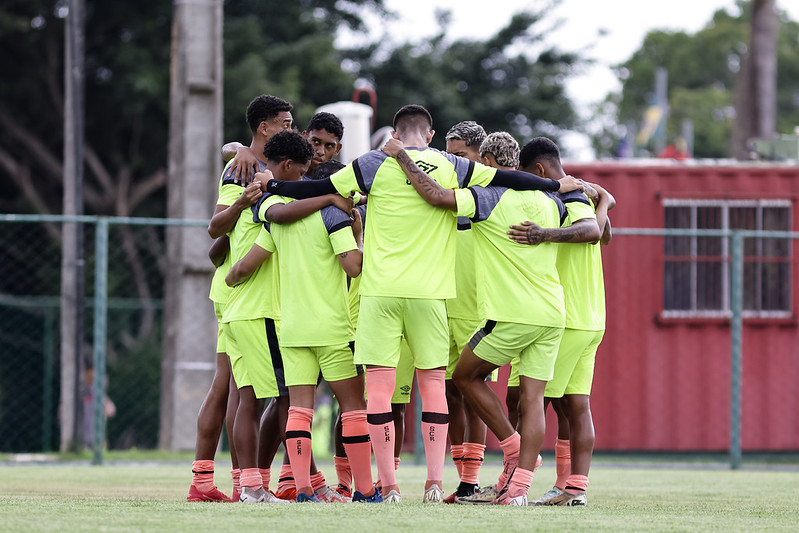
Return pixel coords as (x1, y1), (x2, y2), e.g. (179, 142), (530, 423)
(508, 137), (615, 507)
(382, 136), (591, 506)
(261, 104), (580, 503)
(223, 111), (344, 184)
(187, 94), (293, 503)
(441, 121), (490, 504)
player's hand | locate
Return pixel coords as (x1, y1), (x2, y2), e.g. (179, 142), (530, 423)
(557, 175), (584, 193)
(583, 182), (599, 205)
(381, 138), (404, 158)
(252, 170), (273, 192)
(508, 220), (546, 245)
(351, 206), (363, 242)
(586, 181), (616, 210)
(237, 181), (262, 206)
(329, 193), (355, 214)
(229, 146), (259, 185)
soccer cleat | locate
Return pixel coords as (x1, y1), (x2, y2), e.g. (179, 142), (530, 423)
(275, 487), (297, 501)
(548, 489), (587, 506)
(231, 487), (241, 503)
(238, 486), (267, 503)
(263, 489), (290, 504)
(334, 484), (352, 500)
(422, 484), (443, 504)
(187, 484), (233, 502)
(494, 492), (527, 506)
(443, 491), (457, 504)
(295, 492), (321, 503)
(352, 488), (383, 503)
(383, 489), (402, 503)
(455, 484), (499, 505)
(531, 486), (564, 506)
(444, 481), (479, 504)
(314, 484), (350, 503)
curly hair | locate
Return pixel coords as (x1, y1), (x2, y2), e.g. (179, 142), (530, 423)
(480, 131), (520, 168)
(306, 112), (344, 141)
(445, 121), (487, 148)
(246, 94), (293, 133)
(263, 130), (313, 164)
(519, 137), (561, 169)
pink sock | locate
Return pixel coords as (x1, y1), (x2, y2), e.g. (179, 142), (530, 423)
(286, 406), (314, 494)
(565, 474), (589, 493)
(450, 444), (464, 477)
(417, 368), (449, 483)
(555, 438), (571, 490)
(191, 460), (215, 492)
(341, 410), (375, 496)
(231, 468), (241, 494)
(461, 442), (485, 484)
(240, 467), (263, 491)
(496, 432), (521, 490)
(277, 464), (294, 495)
(366, 367), (398, 489)
(334, 455), (352, 490)
(259, 468), (271, 491)
(310, 471), (326, 492)
(507, 467), (534, 499)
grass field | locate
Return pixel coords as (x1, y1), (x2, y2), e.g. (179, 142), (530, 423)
(2, 455), (798, 532)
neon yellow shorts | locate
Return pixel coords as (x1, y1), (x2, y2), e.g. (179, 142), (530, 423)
(446, 317), (482, 380)
(469, 320), (563, 382)
(214, 302), (227, 354)
(355, 296), (449, 370)
(544, 328), (604, 398)
(281, 343), (359, 387)
(508, 356), (520, 388)
(225, 318), (287, 399)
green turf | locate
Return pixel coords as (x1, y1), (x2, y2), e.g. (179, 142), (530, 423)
(1, 459), (797, 532)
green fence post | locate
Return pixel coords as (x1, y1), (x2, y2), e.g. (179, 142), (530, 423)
(92, 217), (109, 465)
(42, 307), (55, 451)
(729, 231), (743, 470)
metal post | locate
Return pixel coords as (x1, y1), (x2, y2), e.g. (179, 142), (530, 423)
(729, 231), (743, 470)
(92, 218), (109, 465)
(42, 307), (55, 451)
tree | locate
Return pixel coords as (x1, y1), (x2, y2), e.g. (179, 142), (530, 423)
(591, 0), (799, 159)
(345, 8), (581, 150)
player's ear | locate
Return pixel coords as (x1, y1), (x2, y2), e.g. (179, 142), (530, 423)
(391, 130), (400, 140)
(334, 143), (342, 156)
(426, 129), (435, 144)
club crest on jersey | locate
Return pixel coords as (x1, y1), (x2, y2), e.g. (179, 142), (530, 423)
(406, 160), (438, 184)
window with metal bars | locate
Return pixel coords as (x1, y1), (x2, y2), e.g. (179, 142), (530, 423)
(663, 199), (791, 318)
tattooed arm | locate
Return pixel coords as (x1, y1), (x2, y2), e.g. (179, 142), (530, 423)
(382, 138), (457, 210)
(508, 217), (601, 245)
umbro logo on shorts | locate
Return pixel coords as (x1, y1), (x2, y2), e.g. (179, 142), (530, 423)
(399, 385), (411, 395)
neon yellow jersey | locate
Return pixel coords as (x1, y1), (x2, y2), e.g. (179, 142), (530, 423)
(445, 220), (478, 319)
(329, 148), (497, 299)
(556, 199), (605, 330)
(209, 159), (267, 304)
(455, 186), (565, 327)
(220, 194), (282, 323)
(267, 199), (358, 347)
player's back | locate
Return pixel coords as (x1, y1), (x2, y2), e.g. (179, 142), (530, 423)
(467, 186), (565, 328)
(331, 147), (495, 300)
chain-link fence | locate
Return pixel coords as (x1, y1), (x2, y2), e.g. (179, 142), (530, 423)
(1, 215), (797, 468)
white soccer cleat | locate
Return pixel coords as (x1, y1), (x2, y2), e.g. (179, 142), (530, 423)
(531, 486), (564, 506)
(384, 489), (402, 503)
(544, 489), (587, 507)
(422, 484), (443, 504)
(238, 486), (267, 503)
(263, 489), (290, 504)
(314, 484), (350, 503)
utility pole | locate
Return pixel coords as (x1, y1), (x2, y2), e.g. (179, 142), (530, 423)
(160, 0), (223, 450)
(60, 0), (85, 453)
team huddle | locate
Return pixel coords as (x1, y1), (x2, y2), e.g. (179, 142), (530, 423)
(186, 94), (615, 506)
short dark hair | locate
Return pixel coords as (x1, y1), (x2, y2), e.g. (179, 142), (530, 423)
(311, 160), (345, 181)
(306, 112), (344, 141)
(246, 95), (293, 133)
(519, 136), (561, 169)
(263, 130), (313, 164)
(393, 104), (433, 132)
